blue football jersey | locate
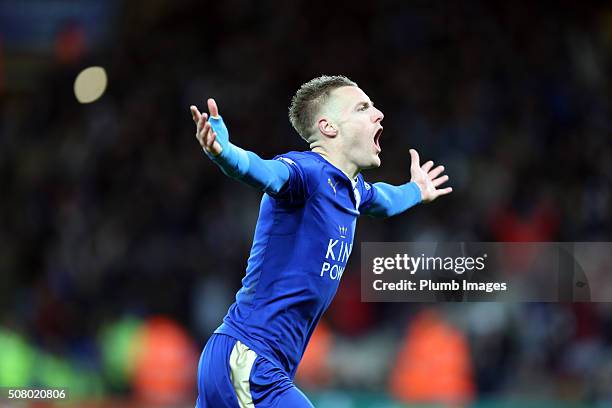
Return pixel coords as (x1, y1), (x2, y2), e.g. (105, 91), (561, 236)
(215, 151), (377, 378)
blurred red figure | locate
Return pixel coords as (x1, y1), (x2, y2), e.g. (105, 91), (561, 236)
(132, 316), (198, 405)
(54, 22), (87, 65)
(490, 200), (559, 242)
(295, 320), (334, 389)
(390, 309), (475, 405)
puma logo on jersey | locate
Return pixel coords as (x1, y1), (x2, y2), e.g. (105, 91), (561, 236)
(328, 178), (338, 195)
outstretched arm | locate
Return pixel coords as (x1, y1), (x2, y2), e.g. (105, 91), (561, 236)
(363, 149), (452, 218)
(190, 99), (289, 195)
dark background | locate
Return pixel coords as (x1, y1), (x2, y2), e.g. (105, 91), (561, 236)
(0, 0), (611, 406)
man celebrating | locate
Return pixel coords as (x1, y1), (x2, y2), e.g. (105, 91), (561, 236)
(190, 75), (451, 407)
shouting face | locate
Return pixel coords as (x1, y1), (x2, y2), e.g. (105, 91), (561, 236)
(323, 86), (384, 171)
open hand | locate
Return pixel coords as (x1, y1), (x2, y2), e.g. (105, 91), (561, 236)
(409, 149), (452, 202)
(190, 98), (223, 156)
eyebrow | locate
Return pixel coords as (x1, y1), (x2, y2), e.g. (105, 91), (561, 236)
(356, 100), (374, 109)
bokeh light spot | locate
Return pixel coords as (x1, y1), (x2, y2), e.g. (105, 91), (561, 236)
(74, 66), (107, 104)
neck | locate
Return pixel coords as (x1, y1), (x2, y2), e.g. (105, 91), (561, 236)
(310, 143), (359, 180)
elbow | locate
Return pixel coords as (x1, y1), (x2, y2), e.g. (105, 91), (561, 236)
(263, 175), (287, 195)
(380, 209), (396, 218)
(368, 202), (395, 218)
(381, 198), (397, 217)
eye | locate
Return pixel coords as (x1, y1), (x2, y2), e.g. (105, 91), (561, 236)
(358, 104), (369, 111)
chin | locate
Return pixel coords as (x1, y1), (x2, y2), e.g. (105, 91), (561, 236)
(362, 156), (381, 169)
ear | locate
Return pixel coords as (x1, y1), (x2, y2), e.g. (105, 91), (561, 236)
(317, 118), (337, 138)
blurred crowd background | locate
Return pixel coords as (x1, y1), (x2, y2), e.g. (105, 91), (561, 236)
(1, 0), (611, 407)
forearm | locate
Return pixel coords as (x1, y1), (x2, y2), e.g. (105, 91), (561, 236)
(364, 182), (422, 218)
(209, 142), (289, 195)
(200, 115), (289, 194)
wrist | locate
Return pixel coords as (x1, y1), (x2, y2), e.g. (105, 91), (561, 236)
(407, 181), (423, 203)
(210, 143), (249, 175)
(204, 145), (223, 157)
(211, 143), (233, 163)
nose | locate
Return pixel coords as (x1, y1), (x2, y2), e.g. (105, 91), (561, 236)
(372, 107), (384, 123)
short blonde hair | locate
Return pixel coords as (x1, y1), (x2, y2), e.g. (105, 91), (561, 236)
(288, 75), (357, 142)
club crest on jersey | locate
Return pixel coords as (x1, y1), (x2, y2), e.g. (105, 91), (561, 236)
(338, 225), (348, 238)
(327, 178), (338, 195)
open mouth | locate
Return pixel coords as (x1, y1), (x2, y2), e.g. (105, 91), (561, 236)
(374, 127), (383, 152)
